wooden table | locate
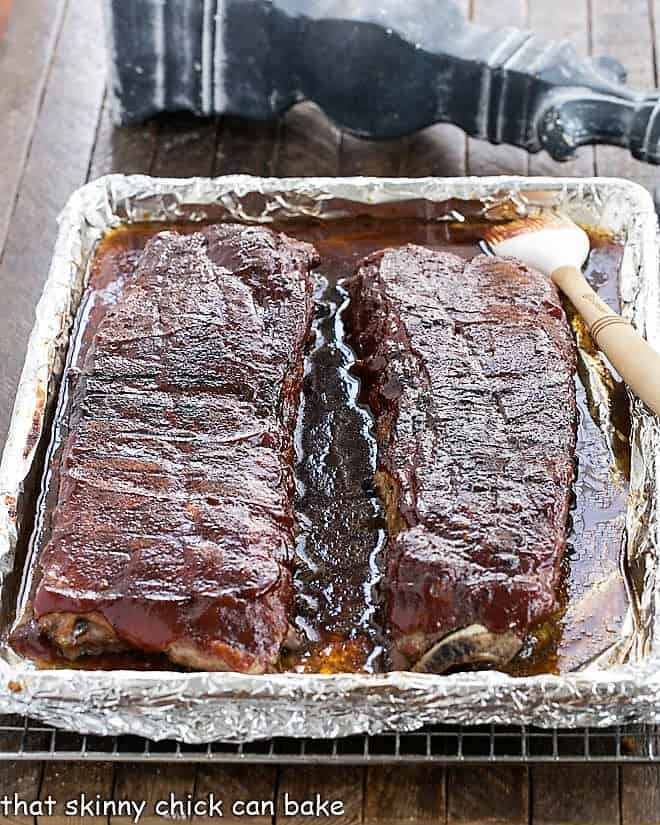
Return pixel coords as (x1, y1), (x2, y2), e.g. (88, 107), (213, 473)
(0, 1), (659, 822)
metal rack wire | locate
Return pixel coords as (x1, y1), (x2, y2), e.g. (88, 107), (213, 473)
(0, 715), (656, 763)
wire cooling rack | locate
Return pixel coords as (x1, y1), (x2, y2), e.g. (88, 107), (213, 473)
(0, 715), (657, 763)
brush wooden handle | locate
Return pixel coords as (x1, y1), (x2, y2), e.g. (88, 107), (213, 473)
(552, 265), (660, 416)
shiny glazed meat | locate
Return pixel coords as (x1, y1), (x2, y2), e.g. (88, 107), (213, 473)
(348, 247), (577, 668)
(25, 224), (317, 672)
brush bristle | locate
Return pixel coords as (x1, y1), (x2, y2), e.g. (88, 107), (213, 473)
(483, 211), (590, 275)
(483, 213), (572, 244)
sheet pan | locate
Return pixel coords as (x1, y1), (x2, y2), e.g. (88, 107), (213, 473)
(0, 174), (658, 742)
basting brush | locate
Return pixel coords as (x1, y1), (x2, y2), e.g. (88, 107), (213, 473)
(484, 213), (660, 416)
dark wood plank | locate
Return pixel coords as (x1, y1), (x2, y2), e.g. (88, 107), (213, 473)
(110, 764), (196, 824)
(467, 0), (529, 177)
(0, 0), (105, 446)
(622, 765), (660, 825)
(214, 116), (279, 176)
(364, 765), (445, 825)
(0, 0), (67, 258)
(150, 113), (218, 178)
(194, 765), (277, 824)
(38, 760), (113, 825)
(272, 102), (340, 177)
(90, 90), (218, 183)
(0, 719), (51, 822)
(448, 767), (528, 825)
(592, 0), (657, 189)
(339, 132), (408, 176)
(276, 766), (363, 825)
(527, 0), (595, 177)
(402, 124), (467, 177)
(0, 759), (44, 824)
(532, 765), (619, 824)
(88, 95), (158, 179)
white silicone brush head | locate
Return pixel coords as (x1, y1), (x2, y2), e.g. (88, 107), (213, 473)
(485, 213), (591, 276)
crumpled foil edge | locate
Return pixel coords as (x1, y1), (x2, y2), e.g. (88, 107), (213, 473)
(0, 174), (658, 742)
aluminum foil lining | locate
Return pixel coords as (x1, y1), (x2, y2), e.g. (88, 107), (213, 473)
(0, 174), (658, 742)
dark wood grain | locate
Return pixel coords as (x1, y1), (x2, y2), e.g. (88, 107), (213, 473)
(532, 765), (619, 825)
(0, 0), (105, 447)
(0, 716), (49, 823)
(151, 113), (218, 178)
(110, 764), (196, 824)
(272, 102), (340, 176)
(448, 767), (529, 825)
(88, 95), (158, 179)
(214, 116), (279, 176)
(0, 49), (110, 822)
(621, 764), (660, 824)
(276, 766), (363, 825)
(339, 132), (408, 176)
(193, 764), (277, 825)
(0, 0), (66, 260)
(38, 760), (113, 825)
(0, 759), (44, 824)
(363, 765), (445, 824)
(402, 124), (468, 177)
(620, 729), (660, 824)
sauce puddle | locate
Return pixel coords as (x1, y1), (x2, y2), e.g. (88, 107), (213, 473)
(283, 275), (386, 673)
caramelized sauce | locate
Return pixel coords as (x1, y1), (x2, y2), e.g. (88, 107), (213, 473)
(13, 214), (629, 675)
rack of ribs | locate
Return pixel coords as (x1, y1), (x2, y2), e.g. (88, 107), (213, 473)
(19, 224), (317, 672)
(348, 246), (577, 672)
